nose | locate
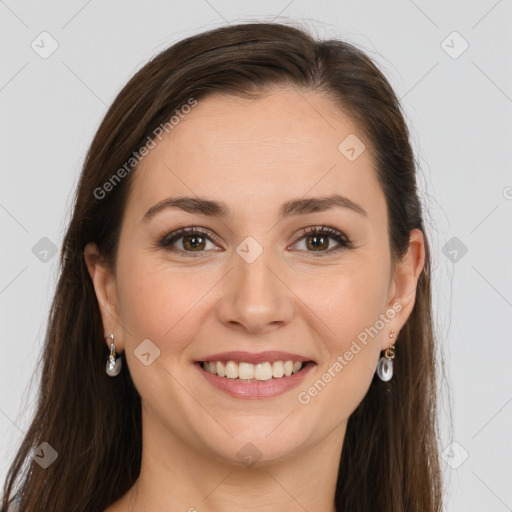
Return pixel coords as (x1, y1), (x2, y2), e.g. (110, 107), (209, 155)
(216, 245), (294, 334)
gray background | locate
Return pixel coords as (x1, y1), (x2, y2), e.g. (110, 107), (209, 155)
(1, 1), (511, 510)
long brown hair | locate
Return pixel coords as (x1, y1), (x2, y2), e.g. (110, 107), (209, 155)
(2, 21), (445, 511)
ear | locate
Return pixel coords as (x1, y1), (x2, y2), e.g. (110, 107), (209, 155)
(83, 242), (124, 353)
(383, 228), (426, 350)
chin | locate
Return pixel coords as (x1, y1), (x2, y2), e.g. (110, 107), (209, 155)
(195, 418), (312, 468)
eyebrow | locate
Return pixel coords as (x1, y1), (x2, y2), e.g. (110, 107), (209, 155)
(141, 193), (368, 223)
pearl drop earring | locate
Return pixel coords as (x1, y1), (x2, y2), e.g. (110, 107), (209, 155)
(105, 333), (122, 377)
(376, 329), (396, 382)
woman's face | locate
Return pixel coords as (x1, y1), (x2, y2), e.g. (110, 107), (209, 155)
(86, 88), (424, 466)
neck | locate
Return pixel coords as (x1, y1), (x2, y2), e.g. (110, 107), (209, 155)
(126, 406), (346, 512)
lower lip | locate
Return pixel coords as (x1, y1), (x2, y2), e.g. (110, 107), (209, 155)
(195, 362), (316, 399)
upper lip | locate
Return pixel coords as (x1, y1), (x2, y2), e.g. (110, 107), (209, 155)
(196, 351), (315, 364)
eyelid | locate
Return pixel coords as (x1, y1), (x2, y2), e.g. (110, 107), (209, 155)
(294, 225), (350, 243)
(159, 226), (223, 251)
(158, 224), (353, 256)
(290, 225), (353, 254)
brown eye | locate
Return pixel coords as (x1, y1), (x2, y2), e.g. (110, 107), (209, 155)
(181, 233), (207, 251)
(292, 226), (353, 256)
(159, 227), (219, 256)
(158, 225), (353, 258)
(304, 233), (330, 251)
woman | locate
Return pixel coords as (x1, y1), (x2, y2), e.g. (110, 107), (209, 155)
(1, 21), (444, 512)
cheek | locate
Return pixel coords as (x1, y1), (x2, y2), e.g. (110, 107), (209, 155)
(295, 257), (389, 399)
(296, 257), (389, 342)
(114, 257), (209, 405)
(115, 254), (217, 350)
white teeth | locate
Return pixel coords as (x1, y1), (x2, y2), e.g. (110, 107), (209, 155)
(272, 361), (284, 378)
(238, 362), (254, 380)
(225, 360), (238, 379)
(254, 362), (273, 380)
(201, 359), (305, 380)
(216, 361), (226, 377)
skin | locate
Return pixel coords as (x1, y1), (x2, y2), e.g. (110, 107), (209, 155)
(84, 88), (425, 512)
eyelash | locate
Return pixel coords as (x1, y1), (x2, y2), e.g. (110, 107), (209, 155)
(157, 225), (353, 258)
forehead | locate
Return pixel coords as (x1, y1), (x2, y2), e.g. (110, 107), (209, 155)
(125, 89), (385, 224)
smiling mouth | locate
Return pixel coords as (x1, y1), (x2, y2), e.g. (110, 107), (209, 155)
(195, 360), (315, 382)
